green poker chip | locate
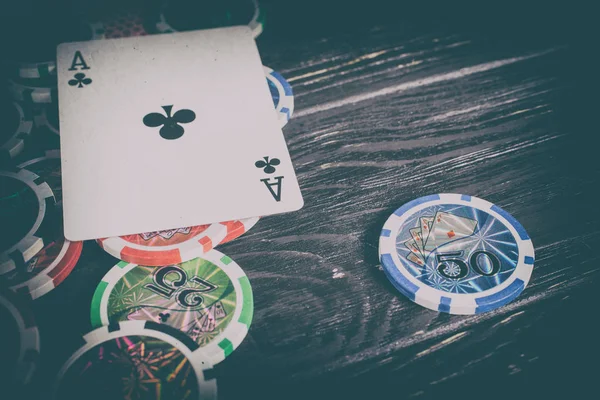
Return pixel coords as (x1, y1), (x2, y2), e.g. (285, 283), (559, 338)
(90, 249), (253, 365)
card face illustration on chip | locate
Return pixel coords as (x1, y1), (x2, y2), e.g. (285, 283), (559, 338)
(423, 211), (478, 252)
(400, 211), (478, 265)
(57, 26), (303, 240)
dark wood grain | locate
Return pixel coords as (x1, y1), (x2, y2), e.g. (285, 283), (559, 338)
(11, 1), (599, 399)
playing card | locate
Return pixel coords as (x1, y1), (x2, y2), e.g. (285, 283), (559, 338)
(419, 216), (433, 244)
(406, 252), (425, 267)
(409, 227), (425, 255)
(423, 211), (478, 251)
(57, 27), (303, 240)
(404, 239), (422, 259)
(418, 216), (434, 259)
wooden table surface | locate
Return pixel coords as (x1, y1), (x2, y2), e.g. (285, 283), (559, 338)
(16, 1), (599, 399)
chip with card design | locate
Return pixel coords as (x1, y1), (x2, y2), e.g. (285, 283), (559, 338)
(379, 194), (535, 315)
(57, 26), (303, 241)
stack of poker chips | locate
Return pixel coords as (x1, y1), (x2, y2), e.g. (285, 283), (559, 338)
(0, 2), (299, 398)
(0, 7), (102, 310)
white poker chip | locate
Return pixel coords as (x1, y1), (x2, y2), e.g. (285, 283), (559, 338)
(53, 320), (217, 400)
(0, 291), (40, 386)
(1, 101), (33, 161)
(0, 169), (56, 276)
(33, 106), (59, 136)
(7, 79), (57, 104)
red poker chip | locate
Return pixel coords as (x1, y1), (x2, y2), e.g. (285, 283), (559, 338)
(3, 151), (83, 299)
(219, 217), (260, 245)
(96, 217), (260, 266)
(1, 238), (83, 300)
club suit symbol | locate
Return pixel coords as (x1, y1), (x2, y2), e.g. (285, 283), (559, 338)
(68, 72), (92, 88)
(255, 156), (280, 174)
(256, 156), (284, 201)
(158, 312), (170, 322)
(143, 105), (196, 140)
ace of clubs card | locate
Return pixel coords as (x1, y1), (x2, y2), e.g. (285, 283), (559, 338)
(57, 27), (303, 241)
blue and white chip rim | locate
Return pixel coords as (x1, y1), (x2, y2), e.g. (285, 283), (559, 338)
(264, 66), (294, 128)
(379, 193), (535, 315)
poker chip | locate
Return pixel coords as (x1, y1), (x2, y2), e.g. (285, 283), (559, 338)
(96, 217), (259, 266)
(17, 150), (62, 203)
(0, 169), (56, 276)
(247, 0), (266, 38)
(379, 194), (535, 315)
(0, 290), (40, 387)
(13, 61), (57, 83)
(33, 105), (59, 136)
(219, 217), (260, 245)
(0, 152), (82, 300)
(264, 66), (294, 128)
(1, 238), (83, 301)
(52, 320), (217, 400)
(8, 20), (105, 81)
(8, 79), (58, 104)
(0, 100), (33, 162)
(90, 250), (253, 365)
(153, 0), (265, 38)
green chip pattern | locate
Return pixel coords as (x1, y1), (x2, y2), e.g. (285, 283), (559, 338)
(238, 276), (254, 327)
(90, 250), (253, 364)
(89, 280), (108, 327)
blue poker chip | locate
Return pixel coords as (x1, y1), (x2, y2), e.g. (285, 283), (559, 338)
(379, 194), (535, 315)
(264, 66), (294, 128)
